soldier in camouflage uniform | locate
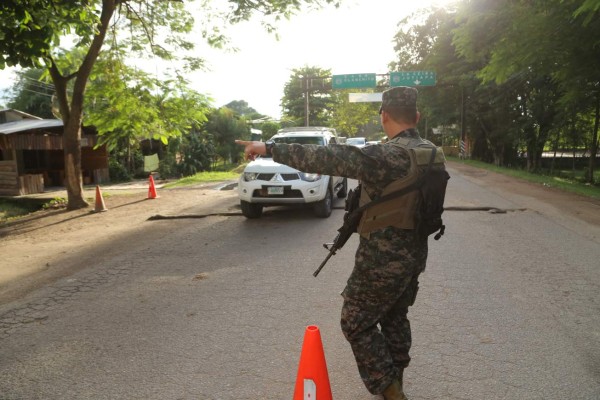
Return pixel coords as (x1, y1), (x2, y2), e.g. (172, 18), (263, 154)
(236, 87), (433, 400)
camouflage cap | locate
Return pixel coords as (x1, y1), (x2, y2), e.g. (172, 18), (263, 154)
(380, 86), (418, 110)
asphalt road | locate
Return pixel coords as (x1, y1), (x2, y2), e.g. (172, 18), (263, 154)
(0, 166), (599, 399)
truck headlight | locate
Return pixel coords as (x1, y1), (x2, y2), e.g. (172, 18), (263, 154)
(300, 172), (322, 182)
(243, 172), (259, 182)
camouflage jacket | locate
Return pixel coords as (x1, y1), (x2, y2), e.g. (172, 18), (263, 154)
(272, 128), (420, 201)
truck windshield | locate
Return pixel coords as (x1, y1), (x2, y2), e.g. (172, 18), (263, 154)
(273, 137), (325, 145)
(346, 138), (366, 145)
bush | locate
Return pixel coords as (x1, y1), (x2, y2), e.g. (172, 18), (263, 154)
(177, 134), (215, 177)
(109, 158), (132, 182)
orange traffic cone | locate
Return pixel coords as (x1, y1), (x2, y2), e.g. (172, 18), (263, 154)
(94, 185), (107, 212)
(148, 174), (159, 199)
(293, 325), (333, 400)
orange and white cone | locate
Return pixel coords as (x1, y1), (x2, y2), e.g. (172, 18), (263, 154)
(293, 325), (333, 400)
(148, 174), (159, 199)
(94, 185), (107, 212)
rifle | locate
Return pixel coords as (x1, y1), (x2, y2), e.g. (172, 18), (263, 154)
(313, 207), (362, 277)
(313, 185), (362, 277)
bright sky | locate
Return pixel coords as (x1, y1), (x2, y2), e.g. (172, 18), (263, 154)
(0, 0), (456, 118)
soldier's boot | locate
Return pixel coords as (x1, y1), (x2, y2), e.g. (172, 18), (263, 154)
(382, 379), (408, 400)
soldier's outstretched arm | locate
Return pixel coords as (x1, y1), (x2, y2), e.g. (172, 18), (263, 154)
(235, 140), (266, 161)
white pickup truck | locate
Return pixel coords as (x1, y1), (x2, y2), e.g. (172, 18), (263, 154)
(238, 127), (348, 218)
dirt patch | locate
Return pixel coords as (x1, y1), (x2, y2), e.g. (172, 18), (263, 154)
(0, 184), (239, 305)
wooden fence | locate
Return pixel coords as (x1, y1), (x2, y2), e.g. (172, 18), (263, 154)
(0, 160), (45, 196)
(0, 160), (19, 196)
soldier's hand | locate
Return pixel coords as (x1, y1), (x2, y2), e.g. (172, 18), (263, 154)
(235, 140), (266, 161)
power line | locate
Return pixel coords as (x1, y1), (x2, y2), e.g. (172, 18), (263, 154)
(21, 76), (56, 91)
(21, 88), (54, 98)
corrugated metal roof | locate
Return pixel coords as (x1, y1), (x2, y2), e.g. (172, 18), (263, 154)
(0, 108), (43, 121)
(0, 119), (63, 135)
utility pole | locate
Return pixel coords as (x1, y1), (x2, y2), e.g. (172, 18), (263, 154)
(460, 86), (465, 142)
(301, 76), (329, 127)
(304, 76), (310, 127)
(460, 86), (467, 158)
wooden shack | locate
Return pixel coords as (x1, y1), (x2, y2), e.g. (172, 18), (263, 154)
(0, 109), (109, 196)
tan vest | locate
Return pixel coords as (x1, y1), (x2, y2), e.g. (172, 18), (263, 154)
(357, 137), (446, 238)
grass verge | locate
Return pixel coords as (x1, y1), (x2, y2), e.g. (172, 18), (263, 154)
(448, 156), (600, 199)
(163, 171), (240, 188)
(0, 197), (61, 224)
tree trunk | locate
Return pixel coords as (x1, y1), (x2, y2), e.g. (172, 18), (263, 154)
(48, 0), (116, 210)
(128, 141), (133, 174)
(588, 92), (599, 183)
(48, 66), (88, 210)
(571, 118), (577, 175)
(526, 132), (536, 172)
(64, 119), (88, 210)
(550, 131), (560, 174)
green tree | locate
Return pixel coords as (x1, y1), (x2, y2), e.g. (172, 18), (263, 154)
(390, 7), (487, 153)
(224, 100), (258, 116)
(256, 120), (280, 140)
(453, 0), (600, 179)
(7, 68), (55, 118)
(0, 0), (341, 209)
(392, 0), (599, 179)
(329, 89), (379, 137)
(281, 66), (333, 126)
(81, 54), (213, 181)
(85, 58), (210, 148)
(174, 128), (215, 177)
(204, 107), (250, 165)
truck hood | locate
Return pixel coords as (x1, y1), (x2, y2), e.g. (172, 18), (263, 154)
(243, 157), (301, 174)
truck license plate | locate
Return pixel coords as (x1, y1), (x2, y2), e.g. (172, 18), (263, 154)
(267, 186), (284, 195)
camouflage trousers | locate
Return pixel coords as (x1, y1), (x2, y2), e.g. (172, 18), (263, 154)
(340, 227), (427, 395)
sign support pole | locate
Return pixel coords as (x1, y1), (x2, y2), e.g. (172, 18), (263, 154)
(305, 77), (310, 127)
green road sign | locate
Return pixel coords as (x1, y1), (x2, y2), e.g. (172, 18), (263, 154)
(390, 71), (436, 87)
(332, 73), (377, 89)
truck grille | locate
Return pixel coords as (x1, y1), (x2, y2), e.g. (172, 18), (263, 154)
(253, 188), (304, 198)
(256, 173), (300, 181)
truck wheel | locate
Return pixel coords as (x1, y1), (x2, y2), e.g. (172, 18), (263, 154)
(337, 178), (348, 198)
(240, 201), (263, 219)
(314, 188), (333, 218)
